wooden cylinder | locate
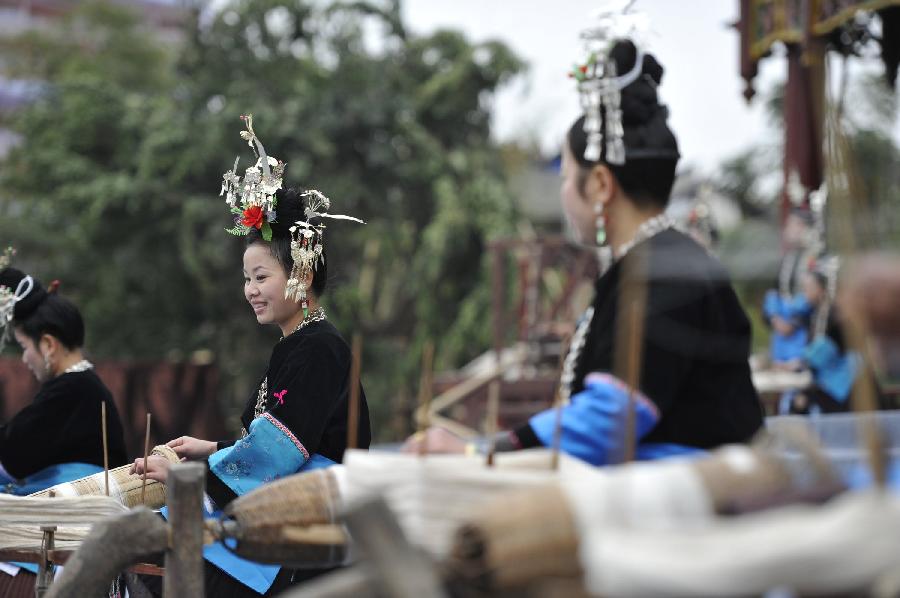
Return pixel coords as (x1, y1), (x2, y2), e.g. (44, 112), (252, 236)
(163, 463), (205, 598)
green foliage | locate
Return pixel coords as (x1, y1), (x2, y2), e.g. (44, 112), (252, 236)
(0, 0), (525, 440)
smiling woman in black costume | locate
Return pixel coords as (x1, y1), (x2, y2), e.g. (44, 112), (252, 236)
(133, 116), (371, 597)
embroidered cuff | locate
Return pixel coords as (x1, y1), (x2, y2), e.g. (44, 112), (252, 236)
(208, 414), (310, 498)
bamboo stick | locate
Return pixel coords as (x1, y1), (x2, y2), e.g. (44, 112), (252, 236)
(101, 402), (109, 497)
(485, 380), (500, 467)
(416, 341), (435, 457)
(823, 87), (887, 485)
(347, 335), (362, 450)
(140, 413), (152, 504)
(550, 333), (573, 471)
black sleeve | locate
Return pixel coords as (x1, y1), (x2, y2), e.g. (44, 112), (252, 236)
(216, 440), (236, 451)
(205, 460), (238, 509)
(0, 383), (90, 479)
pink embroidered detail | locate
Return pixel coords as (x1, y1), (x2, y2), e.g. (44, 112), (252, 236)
(261, 412), (310, 460)
(274, 389), (287, 405)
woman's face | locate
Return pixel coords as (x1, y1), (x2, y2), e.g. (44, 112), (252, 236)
(560, 144), (599, 245)
(243, 243), (301, 328)
(803, 273), (826, 306)
(13, 328), (47, 383)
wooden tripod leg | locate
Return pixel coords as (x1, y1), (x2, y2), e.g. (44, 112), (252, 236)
(46, 508), (168, 598)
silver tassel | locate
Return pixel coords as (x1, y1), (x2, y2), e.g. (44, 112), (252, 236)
(604, 61), (626, 165)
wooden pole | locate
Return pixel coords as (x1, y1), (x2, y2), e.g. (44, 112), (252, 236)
(416, 341), (435, 457)
(550, 332), (573, 470)
(35, 525), (56, 598)
(347, 335), (362, 451)
(612, 250), (648, 465)
(550, 395), (564, 471)
(46, 509), (168, 598)
(823, 91), (887, 485)
(163, 462), (205, 598)
(101, 402), (109, 497)
(623, 304), (646, 464)
(341, 497), (446, 598)
(140, 413), (152, 505)
(485, 380), (500, 467)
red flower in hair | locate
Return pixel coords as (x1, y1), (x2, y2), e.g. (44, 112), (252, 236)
(241, 206), (264, 229)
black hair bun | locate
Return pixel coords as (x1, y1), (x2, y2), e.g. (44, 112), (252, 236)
(269, 187), (309, 238)
(641, 52), (664, 87)
(0, 267), (48, 320)
(609, 39), (665, 127)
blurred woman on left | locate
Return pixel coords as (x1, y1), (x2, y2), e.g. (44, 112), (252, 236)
(0, 260), (127, 495)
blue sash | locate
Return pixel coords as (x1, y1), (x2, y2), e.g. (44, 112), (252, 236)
(1, 462), (103, 496)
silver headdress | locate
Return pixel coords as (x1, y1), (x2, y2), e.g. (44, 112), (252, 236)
(571, 1), (649, 164)
(218, 116), (364, 316)
(221, 114), (286, 242)
(0, 247), (35, 350)
(286, 190), (365, 317)
(0, 246), (13, 271)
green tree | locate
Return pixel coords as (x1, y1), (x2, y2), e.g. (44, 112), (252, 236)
(0, 0), (524, 440)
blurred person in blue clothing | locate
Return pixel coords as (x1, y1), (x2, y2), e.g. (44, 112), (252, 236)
(780, 258), (861, 414)
(763, 208), (818, 370)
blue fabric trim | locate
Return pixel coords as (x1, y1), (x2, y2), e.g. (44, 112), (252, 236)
(636, 443), (706, 461)
(9, 562), (38, 574)
(764, 291), (812, 362)
(209, 415), (310, 498)
(805, 336), (860, 403)
(1, 463), (103, 496)
(529, 374), (660, 466)
(764, 290), (812, 320)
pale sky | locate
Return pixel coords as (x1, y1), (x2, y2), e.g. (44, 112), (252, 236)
(401, 0), (893, 174)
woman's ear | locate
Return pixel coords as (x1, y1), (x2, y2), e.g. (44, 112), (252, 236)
(300, 268), (314, 291)
(38, 333), (58, 360)
(587, 163), (618, 208)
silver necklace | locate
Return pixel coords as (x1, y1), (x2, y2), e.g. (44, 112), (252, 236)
(63, 360), (94, 374)
(558, 306), (595, 405)
(289, 306), (326, 336)
(613, 213), (675, 260)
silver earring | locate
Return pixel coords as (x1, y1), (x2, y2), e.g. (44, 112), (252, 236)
(594, 203), (607, 246)
(43, 355), (52, 377)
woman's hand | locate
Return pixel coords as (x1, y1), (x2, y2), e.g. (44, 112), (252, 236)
(130, 455), (173, 484)
(166, 436), (217, 461)
(402, 426), (467, 454)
